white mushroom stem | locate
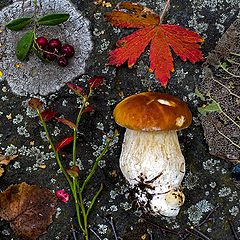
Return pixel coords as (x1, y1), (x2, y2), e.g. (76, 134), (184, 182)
(120, 129), (186, 217)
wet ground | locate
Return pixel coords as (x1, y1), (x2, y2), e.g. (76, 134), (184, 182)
(0, 0), (239, 240)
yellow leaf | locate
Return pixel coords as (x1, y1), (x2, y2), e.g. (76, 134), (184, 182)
(6, 113), (12, 120)
(39, 164), (47, 169)
(0, 70), (3, 78)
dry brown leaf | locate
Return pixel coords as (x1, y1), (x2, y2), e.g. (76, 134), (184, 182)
(0, 182), (56, 240)
(0, 153), (18, 177)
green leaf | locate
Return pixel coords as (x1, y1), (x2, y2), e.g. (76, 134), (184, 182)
(198, 101), (221, 116)
(16, 31), (34, 61)
(37, 13), (70, 26)
(5, 17), (32, 31)
(194, 88), (205, 101)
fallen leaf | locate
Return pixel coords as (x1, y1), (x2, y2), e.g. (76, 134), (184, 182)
(6, 113), (12, 120)
(198, 101), (222, 116)
(0, 182), (56, 240)
(0, 154), (17, 177)
(194, 88), (206, 101)
(105, 2), (204, 87)
(0, 70), (3, 77)
(39, 164), (47, 169)
(56, 136), (74, 152)
(88, 75), (104, 89)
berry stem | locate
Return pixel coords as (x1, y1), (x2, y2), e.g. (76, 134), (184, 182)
(160, 0), (170, 23)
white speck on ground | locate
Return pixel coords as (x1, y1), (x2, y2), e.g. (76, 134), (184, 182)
(229, 206), (239, 216)
(98, 224), (108, 235)
(0, 0), (93, 96)
(218, 187), (231, 197)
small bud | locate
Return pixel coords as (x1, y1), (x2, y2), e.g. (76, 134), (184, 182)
(67, 166), (80, 178)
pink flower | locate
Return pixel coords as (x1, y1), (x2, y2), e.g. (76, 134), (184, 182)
(56, 189), (69, 203)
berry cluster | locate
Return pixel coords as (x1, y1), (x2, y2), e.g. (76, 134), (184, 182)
(35, 36), (75, 67)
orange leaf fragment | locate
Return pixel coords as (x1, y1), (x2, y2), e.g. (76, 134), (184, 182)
(105, 2), (204, 87)
(0, 153), (17, 177)
(0, 182), (56, 240)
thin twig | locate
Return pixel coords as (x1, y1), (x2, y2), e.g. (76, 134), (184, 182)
(190, 228), (212, 240)
(142, 218), (179, 236)
(70, 220), (78, 240)
(89, 228), (102, 240)
(185, 229), (203, 239)
(179, 207), (217, 240)
(160, 0), (170, 22)
(198, 207), (218, 227)
(149, 231), (154, 240)
(103, 216), (119, 240)
(228, 219), (240, 240)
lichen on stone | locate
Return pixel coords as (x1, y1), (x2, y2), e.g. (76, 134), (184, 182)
(187, 199), (214, 224)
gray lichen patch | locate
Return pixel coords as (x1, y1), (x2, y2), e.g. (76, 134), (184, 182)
(0, 0), (93, 96)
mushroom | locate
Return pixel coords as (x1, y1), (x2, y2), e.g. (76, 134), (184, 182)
(113, 92), (192, 217)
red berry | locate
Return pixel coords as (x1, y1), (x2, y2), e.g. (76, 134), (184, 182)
(36, 36), (48, 49)
(43, 52), (56, 61)
(61, 44), (75, 58)
(58, 56), (68, 67)
(48, 39), (62, 51)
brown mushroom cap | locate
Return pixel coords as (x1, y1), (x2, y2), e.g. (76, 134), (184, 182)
(113, 92), (192, 131)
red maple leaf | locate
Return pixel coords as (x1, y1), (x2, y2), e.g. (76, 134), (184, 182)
(105, 2), (204, 87)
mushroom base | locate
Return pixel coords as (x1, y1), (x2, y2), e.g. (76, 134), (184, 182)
(120, 129), (186, 217)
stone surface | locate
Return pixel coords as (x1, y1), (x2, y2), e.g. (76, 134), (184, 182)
(0, 0), (239, 240)
(0, 0), (92, 96)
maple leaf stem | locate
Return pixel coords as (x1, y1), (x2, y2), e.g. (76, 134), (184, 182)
(160, 0), (171, 23)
